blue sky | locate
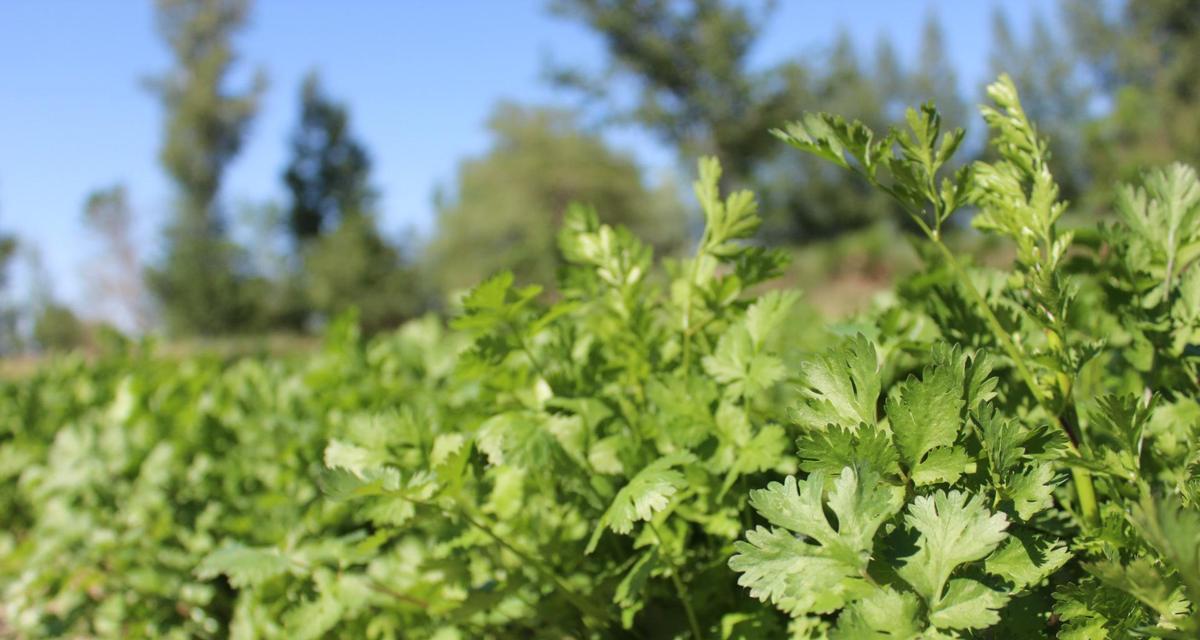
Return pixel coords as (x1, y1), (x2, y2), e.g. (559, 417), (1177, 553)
(0, 0), (1050, 312)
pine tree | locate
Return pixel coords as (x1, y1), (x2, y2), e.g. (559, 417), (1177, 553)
(871, 35), (907, 120)
(548, 0), (802, 189)
(0, 206), (17, 354)
(548, 1), (969, 243)
(1065, 0), (1200, 187)
(282, 72), (375, 245)
(756, 31), (898, 240)
(281, 72), (416, 332)
(910, 14), (966, 130)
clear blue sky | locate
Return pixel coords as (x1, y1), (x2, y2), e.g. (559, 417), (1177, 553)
(0, 0), (1050, 313)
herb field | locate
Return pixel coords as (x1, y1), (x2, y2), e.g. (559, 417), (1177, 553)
(4, 77), (1200, 638)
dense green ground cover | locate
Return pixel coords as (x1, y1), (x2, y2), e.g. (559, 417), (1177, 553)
(4, 77), (1200, 638)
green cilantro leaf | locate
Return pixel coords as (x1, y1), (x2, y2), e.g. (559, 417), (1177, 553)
(730, 467), (904, 616)
(703, 324), (787, 399)
(587, 453), (693, 553)
(796, 422), (900, 479)
(985, 530), (1072, 590)
(885, 355), (966, 474)
(897, 490), (1009, 606)
(196, 543), (292, 588)
(793, 335), (880, 431)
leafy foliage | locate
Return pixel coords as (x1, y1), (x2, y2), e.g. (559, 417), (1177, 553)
(5, 74), (1200, 639)
(730, 73), (1200, 638)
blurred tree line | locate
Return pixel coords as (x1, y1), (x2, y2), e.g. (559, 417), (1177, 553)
(2, 0), (1198, 351)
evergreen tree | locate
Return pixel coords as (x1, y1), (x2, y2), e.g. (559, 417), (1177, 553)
(24, 247), (86, 352)
(1065, 0), (1200, 188)
(145, 0), (266, 335)
(0, 213), (17, 354)
(0, 235), (13, 292)
(871, 35), (907, 121)
(548, 1), (968, 243)
(281, 72), (416, 332)
(756, 32), (898, 240)
(909, 14), (966, 130)
(282, 72), (374, 245)
(33, 304), (86, 353)
(548, 0), (803, 189)
(304, 215), (417, 333)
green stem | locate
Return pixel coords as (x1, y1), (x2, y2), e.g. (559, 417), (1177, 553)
(292, 557), (430, 609)
(366, 576), (431, 609)
(649, 523), (703, 640)
(716, 393), (755, 501)
(681, 230), (711, 372)
(841, 150), (1100, 526)
(1165, 226), (1178, 295)
(424, 501), (612, 623)
(460, 509), (608, 621)
(669, 571), (704, 640)
(510, 322), (547, 378)
(926, 236), (1099, 526)
(1071, 467), (1099, 525)
(929, 240), (1043, 415)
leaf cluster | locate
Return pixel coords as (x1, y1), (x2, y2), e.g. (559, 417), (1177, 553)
(5, 73), (1200, 640)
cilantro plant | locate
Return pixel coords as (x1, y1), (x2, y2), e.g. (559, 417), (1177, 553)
(2, 73), (1199, 639)
(306, 158), (804, 638)
(732, 75), (1200, 637)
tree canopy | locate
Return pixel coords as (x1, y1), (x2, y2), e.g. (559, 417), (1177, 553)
(424, 102), (687, 293)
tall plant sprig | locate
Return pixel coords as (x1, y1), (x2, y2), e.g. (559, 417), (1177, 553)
(773, 74), (1099, 525)
(1106, 163), (1200, 392)
(678, 157), (788, 371)
(971, 75), (1099, 525)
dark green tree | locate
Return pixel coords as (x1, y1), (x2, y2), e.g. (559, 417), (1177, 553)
(23, 247), (86, 352)
(282, 71), (374, 245)
(279, 72), (416, 332)
(1065, 0), (1200, 188)
(548, 1), (968, 242)
(145, 0), (266, 335)
(871, 35), (907, 119)
(0, 221), (17, 354)
(548, 0), (802, 189)
(0, 237), (13, 292)
(304, 215), (417, 333)
(232, 201), (312, 331)
(0, 191), (17, 289)
(33, 304), (86, 353)
(424, 102), (687, 293)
